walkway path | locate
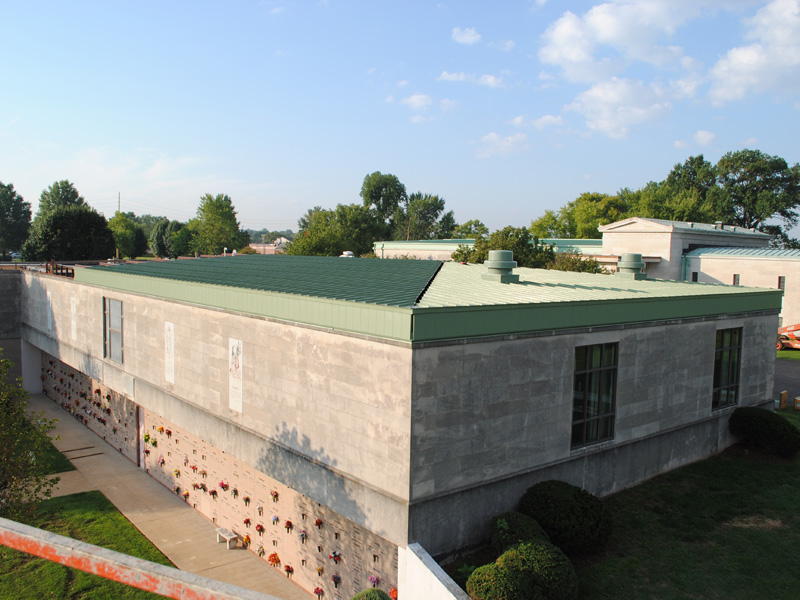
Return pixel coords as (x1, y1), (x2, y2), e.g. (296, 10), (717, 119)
(29, 393), (312, 600)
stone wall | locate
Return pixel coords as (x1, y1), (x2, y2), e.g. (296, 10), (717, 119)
(0, 271), (22, 378)
(41, 354), (399, 599)
(409, 312), (777, 555)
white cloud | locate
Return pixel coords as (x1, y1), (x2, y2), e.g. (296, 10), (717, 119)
(270, 7), (285, 15)
(566, 77), (672, 138)
(694, 130), (716, 145)
(452, 26), (482, 45)
(401, 93), (433, 110)
(490, 40), (516, 52)
(674, 140), (689, 148)
(410, 115), (432, 124)
(438, 71), (504, 87)
(440, 98), (459, 111)
(709, 0), (800, 104)
(743, 136), (759, 145)
(397, 80), (409, 87)
(476, 132), (528, 158)
(510, 114), (564, 129)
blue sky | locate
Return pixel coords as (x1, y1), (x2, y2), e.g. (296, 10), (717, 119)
(2, 1), (799, 234)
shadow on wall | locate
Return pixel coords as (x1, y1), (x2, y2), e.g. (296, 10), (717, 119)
(256, 422), (367, 536)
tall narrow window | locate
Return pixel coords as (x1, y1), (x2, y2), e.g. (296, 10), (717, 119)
(732, 274), (740, 286)
(572, 343), (617, 448)
(778, 276), (786, 291)
(104, 298), (123, 363)
(712, 328), (741, 410)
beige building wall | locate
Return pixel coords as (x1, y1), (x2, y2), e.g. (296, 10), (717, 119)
(686, 255), (799, 326)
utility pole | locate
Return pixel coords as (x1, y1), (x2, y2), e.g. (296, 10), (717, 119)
(118, 192), (121, 214)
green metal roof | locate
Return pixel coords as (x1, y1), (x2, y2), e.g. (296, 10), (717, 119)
(685, 247), (800, 259)
(74, 255), (782, 343)
(84, 255), (442, 307)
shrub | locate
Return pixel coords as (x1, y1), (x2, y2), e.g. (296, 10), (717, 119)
(497, 542), (578, 600)
(350, 590), (391, 600)
(489, 511), (550, 554)
(518, 480), (611, 555)
(466, 563), (529, 600)
(729, 406), (800, 458)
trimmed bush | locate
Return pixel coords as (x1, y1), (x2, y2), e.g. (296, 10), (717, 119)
(350, 590), (391, 600)
(497, 542), (578, 600)
(518, 480), (611, 555)
(466, 563), (530, 600)
(729, 406), (800, 458)
(489, 511), (550, 554)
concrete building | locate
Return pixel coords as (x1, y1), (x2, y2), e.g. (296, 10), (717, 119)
(0, 254), (782, 599)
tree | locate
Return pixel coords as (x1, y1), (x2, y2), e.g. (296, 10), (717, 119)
(453, 219), (488, 239)
(713, 149), (800, 238)
(392, 192), (450, 240)
(286, 203), (383, 257)
(149, 219), (170, 257)
(22, 205), (116, 261)
(36, 180), (85, 217)
(360, 172), (407, 226)
(0, 352), (58, 521)
(452, 226), (555, 268)
(548, 253), (609, 274)
(194, 194), (248, 255)
(0, 182), (31, 258)
(169, 220), (195, 257)
(108, 212), (138, 258)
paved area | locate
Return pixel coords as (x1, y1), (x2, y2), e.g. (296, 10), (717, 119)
(775, 358), (800, 405)
(29, 393), (312, 600)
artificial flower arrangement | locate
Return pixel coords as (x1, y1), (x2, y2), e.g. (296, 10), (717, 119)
(143, 433), (150, 443)
(268, 552), (280, 567)
(158, 426), (164, 433)
(243, 534), (251, 547)
(191, 465), (198, 472)
(298, 529), (308, 542)
(165, 429), (172, 438)
(255, 523), (265, 534)
(284, 565), (294, 576)
(243, 496), (251, 506)
(314, 518), (323, 529)
(257, 545), (265, 557)
(284, 520), (293, 532)
(257, 505), (264, 516)
(313, 587), (324, 598)
(159, 456), (166, 467)
(182, 491), (189, 499)
(231, 488), (238, 498)
(209, 489), (218, 498)
(329, 551), (342, 564)
(270, 490), (279, 502)
(173, 469), (180, 477)
(316, 566), (324, 576)
(219, 481), (229, 491)
(199, 469), (207, 478)
(331, 572), (341, 586)
(244, 518), (251, 527)
(389, 588), (398, 600)
(272, 515), (279, 524)
(368, 575), (380, 587)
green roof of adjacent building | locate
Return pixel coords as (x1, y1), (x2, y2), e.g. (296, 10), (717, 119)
(685, 247), (800, 259)
(75, 255), (782, 344)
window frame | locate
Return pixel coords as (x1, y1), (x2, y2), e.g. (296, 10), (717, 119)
(732, 274), (740, 286)
(103, 297), (123, 364)
(712, 327), (742, 410)
(571, 342), (618, 449)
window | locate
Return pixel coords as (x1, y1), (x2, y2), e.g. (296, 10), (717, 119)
(712, 328), (741, 410)
(778, 276), (786, 291)
(732, 274), (740, 286)
(691, 272), (698, 282)
(103, 298), (123, 363)
(572, 343), (617, 448)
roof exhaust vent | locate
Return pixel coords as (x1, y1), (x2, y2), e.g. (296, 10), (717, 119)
(482, 250), (520, 284)
(715, 221), (724, 230)
(340, 251), (355, 258)
(616, 253), (647, 280)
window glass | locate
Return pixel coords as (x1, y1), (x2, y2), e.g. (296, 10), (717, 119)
(712, 327), (742, 410)
(572, 342), (618, 448)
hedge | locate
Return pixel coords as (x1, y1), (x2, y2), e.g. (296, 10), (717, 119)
(350, 590), (391, 600)
(489, 511), (550, 555)
(729, 406), (800, 458)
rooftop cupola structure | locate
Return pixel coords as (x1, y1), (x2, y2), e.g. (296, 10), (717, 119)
(616, 253), (647, 280)
(482, 250), (520, 283)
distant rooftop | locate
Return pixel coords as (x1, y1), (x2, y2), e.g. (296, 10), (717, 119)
(685, 247), (800, 259)
(600, 217), (772, 238)
(75, 254), (781, 343)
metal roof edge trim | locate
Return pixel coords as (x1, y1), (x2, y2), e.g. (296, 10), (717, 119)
(75, 268), (415, 341)
(408, 289), (782, 342)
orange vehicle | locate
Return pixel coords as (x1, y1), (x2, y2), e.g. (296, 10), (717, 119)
(777, 324), (800, 351)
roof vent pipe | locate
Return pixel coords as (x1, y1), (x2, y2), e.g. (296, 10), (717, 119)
(715, 221), (724, 230)
(482, 250), (520, 284)
(340, 251), (355, 258)
(616, 253), (647, 280)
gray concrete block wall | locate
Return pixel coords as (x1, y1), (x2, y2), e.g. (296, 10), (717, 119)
(19, 271), (413, 546)
(0, 271), (22, 379)
(410, 313), (777, 503)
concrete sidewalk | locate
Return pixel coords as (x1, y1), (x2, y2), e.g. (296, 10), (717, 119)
(29, 393), (312, 600)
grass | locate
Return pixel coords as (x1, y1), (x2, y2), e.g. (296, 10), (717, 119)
(777, 349), (800, 361)
(446, 410), (800, 599)
(0, 491), (173, 599)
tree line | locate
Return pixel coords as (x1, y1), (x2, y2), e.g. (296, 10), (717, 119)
(530, 149), (800, 248)
(0, 180), (251, 261)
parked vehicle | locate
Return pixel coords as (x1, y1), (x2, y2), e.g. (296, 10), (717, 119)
(777, 324), (800, 350)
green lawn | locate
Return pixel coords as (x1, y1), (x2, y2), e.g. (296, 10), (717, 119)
(0, 491), (173, 599)
(777, 349), (800, 360)
(446, 411), (800, 599)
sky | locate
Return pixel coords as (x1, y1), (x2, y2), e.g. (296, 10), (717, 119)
(2, 0), (800, 235)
